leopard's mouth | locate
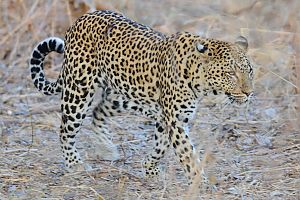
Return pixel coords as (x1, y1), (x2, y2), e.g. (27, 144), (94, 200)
(225, 92), (253, 104)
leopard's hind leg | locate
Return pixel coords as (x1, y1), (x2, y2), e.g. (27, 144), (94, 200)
(91, 88), (163, 162)
(92, 88), (170, 178)
(60, 84), (95, 169)
(91, 88), (123, 160)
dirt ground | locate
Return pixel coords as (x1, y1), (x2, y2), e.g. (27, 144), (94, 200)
(0, 0), (299, 199)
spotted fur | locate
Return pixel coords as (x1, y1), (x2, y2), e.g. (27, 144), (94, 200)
(29, 10), (253, 183)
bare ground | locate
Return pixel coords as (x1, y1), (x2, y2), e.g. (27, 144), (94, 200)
(0, 0), (299, 199)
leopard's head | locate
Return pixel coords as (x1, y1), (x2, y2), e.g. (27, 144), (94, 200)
(184, 35), (254, 104)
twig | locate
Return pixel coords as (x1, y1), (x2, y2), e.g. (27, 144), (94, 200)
(2, 148), (38, 153)
(268, 70), (298, 89)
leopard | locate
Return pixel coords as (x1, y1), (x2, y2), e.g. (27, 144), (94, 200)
(29, 10), (253, 183)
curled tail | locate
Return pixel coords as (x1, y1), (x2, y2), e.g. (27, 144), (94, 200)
(29, 37), (64, 95)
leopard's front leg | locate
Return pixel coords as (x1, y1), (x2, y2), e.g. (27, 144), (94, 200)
(143, 122), (170, 177)
(167, 121), (200, 183)
(160, 83), (201, 183)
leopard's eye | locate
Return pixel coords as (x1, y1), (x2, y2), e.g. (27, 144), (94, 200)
(226, 71), (236, 76)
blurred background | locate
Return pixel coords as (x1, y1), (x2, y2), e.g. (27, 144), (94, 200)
(0, 0), (299, 199)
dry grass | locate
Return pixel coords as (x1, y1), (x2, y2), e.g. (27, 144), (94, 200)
(0, 0), (299, 199)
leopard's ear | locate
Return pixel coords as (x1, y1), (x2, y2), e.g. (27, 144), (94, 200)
(235, 36), (248, 51)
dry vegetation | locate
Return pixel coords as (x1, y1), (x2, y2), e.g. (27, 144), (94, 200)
(0, 0), (299, 199)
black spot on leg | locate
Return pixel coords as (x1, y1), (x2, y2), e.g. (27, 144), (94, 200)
(177, 127), (184, 134)
(123, 101), (128, 109)
(151, 155), (158, 160)
(68, 115), (75, 122)
(186, 164), (191, 173)
(155, 149), (161, 154)
(169, 129), (174, 140)
(61, 136), (67, 141)
(67, 125), (74, 132)
(62, 114), (68, 123)
(65, 146), (71, 150)
(112, 100), (120, 109)
(67, 134), (75, 139)
(171, 121), (176, 128)
(74, 123), (80, 128)
(180, 104), (187, 109)
(70, 105), (77, 114)
(157, 126), (164, 132)
(79, 103), (84, 109)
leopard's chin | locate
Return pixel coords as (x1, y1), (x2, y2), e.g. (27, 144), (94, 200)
(226, 93), (249, 105)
